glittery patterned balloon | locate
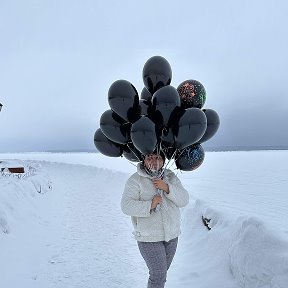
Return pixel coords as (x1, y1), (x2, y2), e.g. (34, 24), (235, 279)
(175, 144), (205, 171)
(177, 80), (206, 109)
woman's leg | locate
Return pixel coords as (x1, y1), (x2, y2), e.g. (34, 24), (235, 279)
(164, 237), (178, 270)
(137, 241), (167, 288)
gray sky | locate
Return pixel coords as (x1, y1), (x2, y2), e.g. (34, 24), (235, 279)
(0, 0), (288, 152)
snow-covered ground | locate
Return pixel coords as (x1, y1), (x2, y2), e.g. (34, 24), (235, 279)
(0, 151), (287, 288)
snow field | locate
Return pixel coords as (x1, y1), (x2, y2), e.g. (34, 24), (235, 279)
(0, 151), (288, 287)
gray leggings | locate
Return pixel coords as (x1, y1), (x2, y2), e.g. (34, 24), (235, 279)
(137, 237), (178, 288)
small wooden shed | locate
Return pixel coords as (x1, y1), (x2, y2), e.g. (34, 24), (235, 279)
(0, 160), (25, 174)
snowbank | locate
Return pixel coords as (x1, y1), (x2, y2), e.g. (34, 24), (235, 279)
(168, 200), (288, 288)
(0, 161), (51, 234)
(229, 215), (288, 288)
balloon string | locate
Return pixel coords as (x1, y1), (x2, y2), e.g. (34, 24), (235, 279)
(128, 161), (138, 168)
(164, 149), (179, 171)
(173, 148), (185, 162)
(166, 159), (176, 171)
(127, 142), (142, 162)
(165, 147), (187, 171)
(146, 159), (163, 212)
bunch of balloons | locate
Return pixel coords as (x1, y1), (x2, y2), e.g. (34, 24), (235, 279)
(94, 56), (220, 171)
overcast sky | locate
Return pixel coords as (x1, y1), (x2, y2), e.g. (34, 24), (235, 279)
(0, 0), (288, 152)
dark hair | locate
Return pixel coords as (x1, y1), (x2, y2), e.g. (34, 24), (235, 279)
(142, 150), (166, 162)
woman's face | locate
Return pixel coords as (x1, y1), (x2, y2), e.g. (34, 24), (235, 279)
(144, 154), (164, 171)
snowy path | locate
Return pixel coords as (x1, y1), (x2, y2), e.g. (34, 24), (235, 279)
(40, 162), (147, 288)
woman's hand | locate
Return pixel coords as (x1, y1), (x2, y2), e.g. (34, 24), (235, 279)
(151, 195), (163, 209)
(152, 179), (169, 193)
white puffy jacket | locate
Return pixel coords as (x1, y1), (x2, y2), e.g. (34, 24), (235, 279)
(121, 163), (189, 242)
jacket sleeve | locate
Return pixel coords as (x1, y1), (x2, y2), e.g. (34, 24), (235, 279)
(121, 175), (152, 217)
(165, 173), (189, 208)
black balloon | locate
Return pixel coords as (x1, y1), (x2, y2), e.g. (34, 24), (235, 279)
(152, 86), (181, 128)
(162, 147), (177, 160)
(100, 110), (131, 144)
(173, 108), (207, 150)
(131, 116), (157, 155)
(143, 56), (172, 94)
(94, 128), (123, 157)
(175, 144), (205, 171)
(177, 80), (206, 109)
(141, 87), (152, 101)
(108, 80), (139, 122)
(123, 143), (143, 162)
(198, 109), (220, 143)
(139, 99), (152, 116)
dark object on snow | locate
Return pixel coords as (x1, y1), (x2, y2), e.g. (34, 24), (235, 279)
(8, 167), (25, 173)
(202, 216), (211, 230)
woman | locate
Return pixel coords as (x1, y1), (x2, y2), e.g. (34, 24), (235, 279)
(121, 152), (189, 288)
